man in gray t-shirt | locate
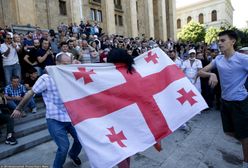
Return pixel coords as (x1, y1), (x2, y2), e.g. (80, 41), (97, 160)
(198, 30), (248, 168)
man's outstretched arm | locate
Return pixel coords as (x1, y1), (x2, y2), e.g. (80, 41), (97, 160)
(11, 90), (35, 118)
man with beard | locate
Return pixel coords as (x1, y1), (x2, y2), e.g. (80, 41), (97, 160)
(23, 39), (40, 75)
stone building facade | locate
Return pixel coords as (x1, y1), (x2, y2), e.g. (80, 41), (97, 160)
(176, 0), (233, 33)
(0, 0), (176, 40)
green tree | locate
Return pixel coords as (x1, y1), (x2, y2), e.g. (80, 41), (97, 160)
(205, 27), (221, 45)
(222, 26), (248, 48)
(177, 21), (206, 43)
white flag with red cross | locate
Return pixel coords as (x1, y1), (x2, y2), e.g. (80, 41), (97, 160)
(46, 48), (208, 168)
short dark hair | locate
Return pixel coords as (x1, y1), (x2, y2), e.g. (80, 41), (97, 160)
(218, 30), (238, 41)
(67, 39), (74, 44)
(60, 41), (68, 47)
(27, 68), (37, 74)
(11, 75), (19, 81)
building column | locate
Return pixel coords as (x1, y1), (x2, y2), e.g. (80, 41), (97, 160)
(102, 0), (116, 35)
(166, 0), (176, 40)
(125, 0), (138, 37)
(144, 0), (154, 38)
(155, 0), (167, 40)
(0, 0), (19, 26)
(81, 0), (90, 22)
(70, 0), (82, 24)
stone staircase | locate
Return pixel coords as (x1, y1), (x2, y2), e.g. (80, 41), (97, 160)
(0, 99), (52, 160)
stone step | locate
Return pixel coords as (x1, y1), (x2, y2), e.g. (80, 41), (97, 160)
(0, 99), (49, 160)
(0, 117), (47, 143)
(14, 108), (46, 125)
(0, 129), (52, 160)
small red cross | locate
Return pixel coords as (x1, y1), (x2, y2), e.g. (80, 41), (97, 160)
(106, 127), (127, 148)
(177, 88), (197, 106)
(145, 51), (159, 64)
(73, 67), (96, 84)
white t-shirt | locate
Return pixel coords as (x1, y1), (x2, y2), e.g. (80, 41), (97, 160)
(174, 57), (182, 68)
(0, 43), (19, 66)
(182, 59), (202, 92)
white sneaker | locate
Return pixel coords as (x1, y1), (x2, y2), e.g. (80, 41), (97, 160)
(180, 123), (190, 132)
(32, 107), (37, 113)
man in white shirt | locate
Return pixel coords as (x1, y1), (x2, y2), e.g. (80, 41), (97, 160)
(1, 33), (21, 85)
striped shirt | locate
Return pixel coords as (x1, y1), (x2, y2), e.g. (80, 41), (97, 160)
(32, 74), (71, 122)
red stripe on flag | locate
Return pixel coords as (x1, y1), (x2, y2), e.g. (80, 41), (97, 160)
(65, 64), (185, 141)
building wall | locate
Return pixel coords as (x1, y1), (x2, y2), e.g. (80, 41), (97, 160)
(0, 0), (176, 40)
(35, 0), (73, 29)
(16, 0), (36, 25)
(34, 0), (49, 28)
(0, 0), (18, 26)
(0, 1), (5, 26)
(176, 0), (233, 34)
(136, 0), (146, 37)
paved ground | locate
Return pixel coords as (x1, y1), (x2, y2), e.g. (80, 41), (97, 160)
(0, 109), (244, 168)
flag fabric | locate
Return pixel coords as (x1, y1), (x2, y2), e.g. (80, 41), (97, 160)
(46, 48), (208, 168)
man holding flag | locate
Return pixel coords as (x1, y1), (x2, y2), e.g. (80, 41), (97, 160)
(45, 47), (208, 168)
(11, 53), (82, 168)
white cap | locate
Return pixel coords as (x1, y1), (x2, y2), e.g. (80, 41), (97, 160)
(188, 49), (196, 54)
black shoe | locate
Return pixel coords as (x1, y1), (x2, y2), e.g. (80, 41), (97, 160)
(70, 157), (81, 166)
(5, 136), (17, 145)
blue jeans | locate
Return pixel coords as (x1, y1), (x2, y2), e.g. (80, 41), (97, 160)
(34, 66), (46, 77)
(3, 63), (21, 85)
(46, 119), (82, 168)
(7, 97), (36, 111)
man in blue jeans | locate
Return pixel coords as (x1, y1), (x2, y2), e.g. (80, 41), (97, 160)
(11, 53), (82, 168)
(0, 33), (21, 85)
(4, 75), (36, 116)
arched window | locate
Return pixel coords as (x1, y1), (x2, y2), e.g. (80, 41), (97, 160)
(177, 19), (181, 29)
(187, 16), (192, 23)
(199, 13), (204, 24)
(211, 10), (217, 21)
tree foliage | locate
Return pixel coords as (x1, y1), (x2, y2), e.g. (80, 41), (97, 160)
(205, 27), (220, 45)
(222, 26), (248, 48)
(177, 21), (206, 43)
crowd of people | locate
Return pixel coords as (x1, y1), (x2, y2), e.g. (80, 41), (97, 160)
(0, 20), (247, 168)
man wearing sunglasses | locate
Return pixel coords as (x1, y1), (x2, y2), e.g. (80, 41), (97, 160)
(0, 33), (21, 85)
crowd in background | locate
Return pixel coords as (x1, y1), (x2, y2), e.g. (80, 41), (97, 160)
(0, 21), (231, 109)
(0, 20), (247, 145)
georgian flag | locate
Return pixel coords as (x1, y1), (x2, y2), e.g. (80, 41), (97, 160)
(46, 48), (208, 168)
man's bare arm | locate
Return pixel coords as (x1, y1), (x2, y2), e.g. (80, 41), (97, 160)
(198, 63), (218, 88)
(11, 90), (35, 118)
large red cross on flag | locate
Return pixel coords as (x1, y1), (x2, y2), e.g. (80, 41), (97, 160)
(46, 48), (208, 168)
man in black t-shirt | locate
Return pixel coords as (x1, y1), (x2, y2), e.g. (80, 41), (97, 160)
(24, 68), (39, 90)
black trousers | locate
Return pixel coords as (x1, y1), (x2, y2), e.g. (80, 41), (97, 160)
(0, 109), (14, 134)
